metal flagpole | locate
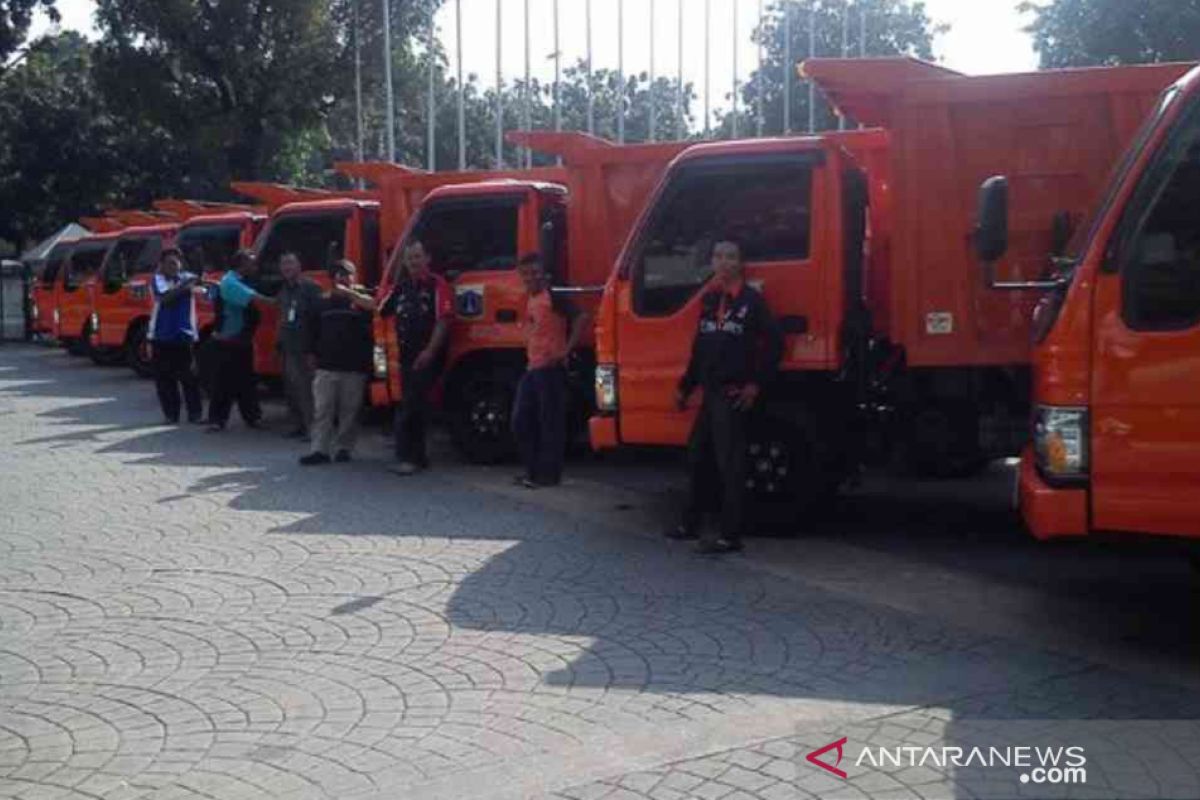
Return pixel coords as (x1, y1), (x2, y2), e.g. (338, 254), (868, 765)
(554, 0), (562, 141)
(756, 0), (764, 137)
(807, 0), (816, 132)
(859, 0), (866, 56)
(732, 0), (739, 138)
(382, 0), (395, 162)
(839, 0), (848, 130)
(586, 0), (594, 135)
(676, 0), (684, 140)
(427, 5), (436, 169)
(457, 0), (466, 168)
(496, 0), (504, 168)
(649, 0), (657, 143)
(783, 1), (791, 134)
(618, 0), (625, 144)
(704, 0), (711, 137)
(353, 0), (364, 172)
(523, 0), (531, 167)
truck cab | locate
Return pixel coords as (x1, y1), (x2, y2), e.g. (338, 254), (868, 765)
(30, 240), (75, 338)
(57, 228), (121, 355)
(380, 180), (565, 462)
(981, 65), (1200, 541)
(90, 223), (179, 367)
(250, 198), (381, 377)
(590, 135), (873, 511)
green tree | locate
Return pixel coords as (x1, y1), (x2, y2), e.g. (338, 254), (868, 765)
(0, 32), (184, 249)
(0, 0), (56, 67)
(728, 0), (942, 137)
(1020, 0), (1200, 68)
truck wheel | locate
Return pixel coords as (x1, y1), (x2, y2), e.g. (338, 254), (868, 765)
(126, 320), (154, 379)
(452, 374), (518, 464)
(745, 413), (846, 534)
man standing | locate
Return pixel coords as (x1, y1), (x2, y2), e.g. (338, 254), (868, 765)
(276, 252), (322, 439)
(207, 249), (273, 432)
(670, 240), (782, 554)
(148, 247), (203, 425)
(300, 261), (376, 465)
(378, 241), (452, 476)
(512, 253), (588, 489)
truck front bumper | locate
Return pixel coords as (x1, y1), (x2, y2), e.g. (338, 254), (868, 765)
(1018, 446), (1088, 540)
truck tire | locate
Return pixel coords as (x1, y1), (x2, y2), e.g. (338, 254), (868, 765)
(745, 410), (848, 534)
(451, 372), (519, 464)
(126, 319), (154, 379)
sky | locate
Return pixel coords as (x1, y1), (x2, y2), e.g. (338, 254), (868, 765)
(31, 0), (1040, 130)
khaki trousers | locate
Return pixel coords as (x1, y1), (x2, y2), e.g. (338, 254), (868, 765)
(310, 369), (366, 455)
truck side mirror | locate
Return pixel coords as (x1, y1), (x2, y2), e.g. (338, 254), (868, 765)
(973, 176), (1009, 263)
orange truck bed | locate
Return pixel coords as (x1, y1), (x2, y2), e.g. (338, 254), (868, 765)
(804, 57), (1193, 368)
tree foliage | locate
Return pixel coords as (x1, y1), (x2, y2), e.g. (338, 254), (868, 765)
(0, 0), (56, 66)
(1020, 0), (1200, 68)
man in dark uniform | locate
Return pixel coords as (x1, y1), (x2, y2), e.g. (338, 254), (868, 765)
(378, 240), (453, 475)
(670, 240), (783, 554)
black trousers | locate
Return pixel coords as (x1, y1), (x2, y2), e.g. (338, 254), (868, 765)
(684, 389), (749, 542)
(394, 363), (436, 466)
(207, 341), (261, 427)
(512, 365), (568, 485)
(152, 340), (203, 422)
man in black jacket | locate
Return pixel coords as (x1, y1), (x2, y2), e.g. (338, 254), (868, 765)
(299, 261), (377, 465)
(670, 240), (783, 554)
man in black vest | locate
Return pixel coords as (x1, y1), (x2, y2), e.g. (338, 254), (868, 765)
(670, 240), (783, 554)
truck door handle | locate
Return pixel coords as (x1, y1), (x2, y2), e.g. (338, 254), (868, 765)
(495, 309), (518, 323)
(780, 315), (808, 334)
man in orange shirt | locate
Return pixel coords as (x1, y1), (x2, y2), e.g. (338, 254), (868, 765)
(513, 253), (589, 488)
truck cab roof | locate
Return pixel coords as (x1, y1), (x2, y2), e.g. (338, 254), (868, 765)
(420, 179), (567, 203)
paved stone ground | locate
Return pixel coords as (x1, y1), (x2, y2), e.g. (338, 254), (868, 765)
(2, 345), (1200, 800)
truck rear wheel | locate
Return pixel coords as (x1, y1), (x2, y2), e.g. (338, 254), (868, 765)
(126, 320), (154, 379)
(451, 373), (518, 464)
(745, 411), (847, 534)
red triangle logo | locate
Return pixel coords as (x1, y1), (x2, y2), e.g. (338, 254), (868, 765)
(806, 737), (848, 779)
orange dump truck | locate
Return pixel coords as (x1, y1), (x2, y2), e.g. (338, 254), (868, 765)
(88, 212), (180, 367)
(232, 182), (381, 378)
(589, 57), (1189, 517)
(350, 132), (687, 461)
(969, 64), (1200, 543)
(57, 218), (123, 355)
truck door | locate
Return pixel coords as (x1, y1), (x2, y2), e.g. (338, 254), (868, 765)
(615, 152), (830, 445)
(405, 194), (528, 362)
(1092, 97), (1200, 536)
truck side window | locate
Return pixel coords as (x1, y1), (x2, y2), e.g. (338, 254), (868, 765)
(65, 246), (105, 290)
(1122, 103), (1200, 331)
(411, 200), (519, 277)
(633, 159), (813, 317)
(257, 213), (348, 295)
(177, 225), (241, 275)
(135, 237), (162, 275)
(104, 239), (147, 288)
(40, 248), (68, 287)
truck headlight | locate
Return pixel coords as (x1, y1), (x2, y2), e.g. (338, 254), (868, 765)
(89, 312), (99, 332)
(372, 344), (388, 379)
(30, 304), (38, 320)
(1034, 405), (1088, 479)
(52, 308), (60, 325)
(595, 364), (618, 413)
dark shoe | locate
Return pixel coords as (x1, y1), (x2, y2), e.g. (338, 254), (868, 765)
(300, 452), (331, 466)
(334, 450), (351, 463)
(164, 416), (180, 425)
(665, 524), (699, 541)
(389, 462), (420, 476)
(284, 427), (307, 439)
(245, 418), (264, 430)
(694, 538), (743, 555)
(205, 423), (226, 434)
(187, 416), (205, 425)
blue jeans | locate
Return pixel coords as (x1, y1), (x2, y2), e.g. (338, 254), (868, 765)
(512, 366), (567, 485)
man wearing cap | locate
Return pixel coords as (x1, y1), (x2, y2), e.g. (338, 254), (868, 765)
(300, 260), (377, 465)
(148, 247), (204, 424)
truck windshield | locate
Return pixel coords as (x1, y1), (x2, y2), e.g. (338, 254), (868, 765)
(177, 224), (241, 275)
(256, 212), (348, 294)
